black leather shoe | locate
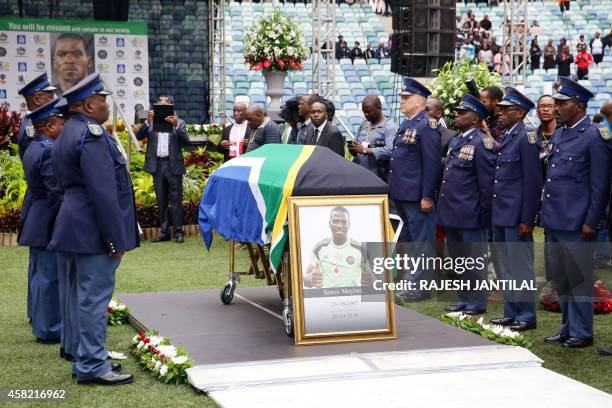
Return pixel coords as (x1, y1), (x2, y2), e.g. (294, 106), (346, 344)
(544, 333), (569, 344)
(60, 348), (74, 361)
(508, 321), (537, 331)
(464, 309), (486, 315)
(597, 347), (612, 356)
(77, 371), (133, 385)
(73, 364), (121, 378)
(490, 317), (515, 326)
(562, 337), (594, 348)
(175, 234), (184, 243)
(445, 304), (465, 312)
(151, 234), (170, 242)
(36, 337), (61, 344)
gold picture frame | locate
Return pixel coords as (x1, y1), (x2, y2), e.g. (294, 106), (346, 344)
(287, 195), (397, 346)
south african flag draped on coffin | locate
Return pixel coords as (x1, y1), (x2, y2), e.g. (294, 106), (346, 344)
(198, 144), (388, 271)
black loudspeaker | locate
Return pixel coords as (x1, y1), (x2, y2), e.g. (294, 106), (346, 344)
(390, 0), (456, 77)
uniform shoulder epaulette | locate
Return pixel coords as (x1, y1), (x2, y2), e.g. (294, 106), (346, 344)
(41, 139), (52, 147)
(526, 129), (537, 144)
(313, 237), (331, 257)
(597, 126), (611, 141)
(26, 124), (35, 138)
(428, 118), (438, 129)
(87, 123), (103, 137)
(349, 238), (362, 247)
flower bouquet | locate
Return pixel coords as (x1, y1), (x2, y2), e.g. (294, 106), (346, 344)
(0, 104), (21, 147)
(131, 331), (193, 384)
(243, 8), (308, 72)
(107, 297), (129, 326)
(441, 312), (533, 349)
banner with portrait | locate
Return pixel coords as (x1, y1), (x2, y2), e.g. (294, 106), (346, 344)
(0, 17), (148, 125)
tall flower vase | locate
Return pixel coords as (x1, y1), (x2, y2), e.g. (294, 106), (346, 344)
(263, 70), (287, 122)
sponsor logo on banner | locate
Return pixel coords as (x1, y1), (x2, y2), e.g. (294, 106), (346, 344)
(18, 62), (27, 72)
(115, 49), (124, 58)
(0, 62), (10, 71)
(133, 90), (145, 98)
(0, 74), (5, 84)
(0, 47), (6, 57)
(116, 89), (126, 98)
(34, 34), (46, 44)
(36, 48), (44, 58)
(133, 77), (143, 87)
(134, 63), (142, 72)
(16, 47), (26, 56)
(36, 61), (45, 71)
(97, 63), (109, 73)
(131, 38), (145, 48)
(0, 89), (6, 99)
(119, 102), (126, 110)
(97, 50), (108, 59)
(117, 76), (126, 85)
(98, 36), (108, 45)
(0, 33), (8, 43)
(117, 64), (125, 73)
(134, 50), (142, 59)
(116, 38), (125, 47)
(17, 74), (25, 84)
(135, 103), (144, 112)
(16, 35), (26, 44)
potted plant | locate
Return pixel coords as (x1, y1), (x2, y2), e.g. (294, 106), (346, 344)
(243, 8), (308, 119)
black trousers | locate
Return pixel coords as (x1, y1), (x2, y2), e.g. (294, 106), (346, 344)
(153, 160), (184, 236)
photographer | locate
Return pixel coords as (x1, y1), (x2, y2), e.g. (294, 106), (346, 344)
(348, 95), (397, 181)
(135, 96), (190, 243)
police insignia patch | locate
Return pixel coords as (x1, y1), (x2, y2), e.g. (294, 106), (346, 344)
(26, 125), (35, 138)
(527, 130), (537, 144)
(483, 137), (494, 150)
(429, 118), (438, 129)
(87, 123), (103, 136)
(598, 127), (611, 141)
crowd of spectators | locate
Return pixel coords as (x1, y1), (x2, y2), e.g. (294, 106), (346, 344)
(335, 34), (390, 63)
(456, 8), (612, 81)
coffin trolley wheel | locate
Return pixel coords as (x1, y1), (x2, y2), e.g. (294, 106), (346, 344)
(283, 307), (294, 337)
(220, 280), (236, 304)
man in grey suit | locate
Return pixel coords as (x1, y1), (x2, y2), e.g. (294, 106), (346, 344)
(136, 95), (190, 243)
(304, 100), (345, 156)
(245, 106), (282, 152)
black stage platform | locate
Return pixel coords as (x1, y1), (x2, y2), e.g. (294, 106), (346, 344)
(119, 286), (490, 365)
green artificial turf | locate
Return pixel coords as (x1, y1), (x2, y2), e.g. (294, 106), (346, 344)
(0, 236), (263, 408)
(2, 231), (611, 407)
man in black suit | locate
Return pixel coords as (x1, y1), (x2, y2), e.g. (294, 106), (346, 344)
(304, 100), (345, 156)
(245, 106), (282, 152)
(218, 102), (251, 161)
(136, 95), (190, 243)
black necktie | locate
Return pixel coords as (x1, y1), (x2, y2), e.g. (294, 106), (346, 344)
(312, 128), (319, 145)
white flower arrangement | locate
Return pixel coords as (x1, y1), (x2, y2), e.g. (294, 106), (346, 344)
(107, 297), (129, 326)
(130, 331), (193, 384)
(442, 312), (532, 348)
(243, 8), (308, 72)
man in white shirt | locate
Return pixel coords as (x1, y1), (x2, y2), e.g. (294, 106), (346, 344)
(590, 32), (604, 65)
(135, 95), (191, 243)
(219, 102), (250, 161)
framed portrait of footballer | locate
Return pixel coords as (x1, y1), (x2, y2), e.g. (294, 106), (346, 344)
(287, 195), (396, 346)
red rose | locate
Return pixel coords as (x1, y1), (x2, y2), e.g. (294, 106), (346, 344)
(143, 338), (150, 344)
(277, 59), (285, 69)
(107, 307), (113, 313)
(160, 354), (166, 360)
(139, 331), (145, 338)
(289, 61), (297, 68)
(255, 62), (264, 71)
(297, 62), (303, 70)
(261, 53), (267, 59)
(264, 59), (272, 69)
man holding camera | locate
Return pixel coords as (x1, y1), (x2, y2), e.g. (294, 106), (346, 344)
(136, 96), (190, 243)
(348, 95), (397, 181)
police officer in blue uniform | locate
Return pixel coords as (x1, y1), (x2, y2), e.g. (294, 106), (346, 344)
(541, 77), (610, 348)
(18, 99), (65, 343)
(48, 73), (139, 384)
(388, 78), (442, 302)
(16, 73), (57, 322)
(489, 88), (542, 331)
(438, 94), (496, 314)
